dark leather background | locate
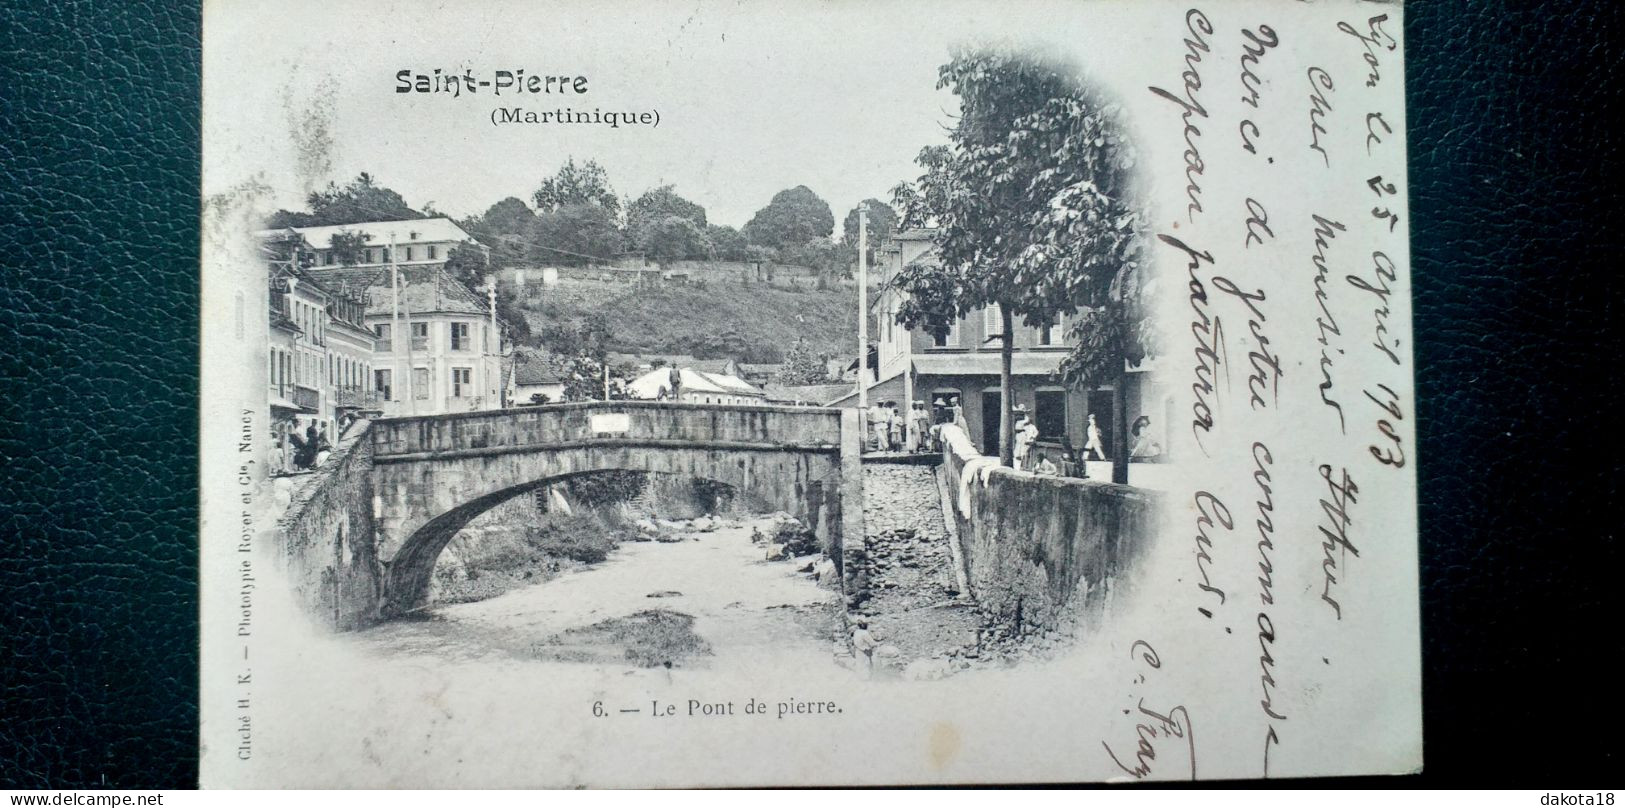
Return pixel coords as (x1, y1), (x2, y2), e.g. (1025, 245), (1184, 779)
(0, 0), (1617, 789)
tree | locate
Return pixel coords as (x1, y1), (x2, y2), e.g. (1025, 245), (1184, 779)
(642, 215), (712, 269)
(531, 203), (624, 265)
(329, 230), (371, 266)
(627, 185), (708, 259)
(743, 185), (835, 250)
(775, 339), (830, 385)
(781, 237), (850, 280)
(706, 225), (749, 262)
(889, 47), (1144, 477)
(532, 158), (620, 216)
(462, 197), (537, 269)
(268, 172), (424, 228)
(842, 199), (899, 266)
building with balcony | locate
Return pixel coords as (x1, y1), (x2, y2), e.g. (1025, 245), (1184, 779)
(831, 229), (1171, 462)
(263, 249), (377, 473)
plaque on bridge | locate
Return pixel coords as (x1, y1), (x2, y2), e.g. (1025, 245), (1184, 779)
(199, 0), (1421, 788)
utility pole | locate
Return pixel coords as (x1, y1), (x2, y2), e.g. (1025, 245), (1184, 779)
(390, 231), (407, 413)
(486, 275), (500, 408)
(856, 203), (869, 420)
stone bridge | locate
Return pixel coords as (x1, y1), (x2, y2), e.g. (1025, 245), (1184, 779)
(277, 401), (864, 625)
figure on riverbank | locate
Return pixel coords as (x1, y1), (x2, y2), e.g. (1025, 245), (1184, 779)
(851, 620), (879, 677)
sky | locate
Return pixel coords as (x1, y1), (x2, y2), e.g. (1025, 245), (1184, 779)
(202, 0), (1153, 238)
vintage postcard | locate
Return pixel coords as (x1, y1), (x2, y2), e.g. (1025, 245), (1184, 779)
(200, 0), (1419, 787)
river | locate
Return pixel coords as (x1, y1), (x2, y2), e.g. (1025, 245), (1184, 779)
(351, 515), (848, 676)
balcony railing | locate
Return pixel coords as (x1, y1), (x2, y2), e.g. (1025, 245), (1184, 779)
(410, 336), (429, 351)
(375, 338), (393, 352)
(333, 385), (382, 408)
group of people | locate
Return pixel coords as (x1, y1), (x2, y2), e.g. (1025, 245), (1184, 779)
(864, 399), (937, 453)
(272, 421), (332, 476)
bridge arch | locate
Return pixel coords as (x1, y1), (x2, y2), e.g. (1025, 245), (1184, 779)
(368, 402), (861, 616)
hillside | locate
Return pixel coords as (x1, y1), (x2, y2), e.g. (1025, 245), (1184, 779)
(516, 276), (862, 364)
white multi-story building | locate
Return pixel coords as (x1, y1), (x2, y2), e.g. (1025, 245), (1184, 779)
(362, 269), (505, 417)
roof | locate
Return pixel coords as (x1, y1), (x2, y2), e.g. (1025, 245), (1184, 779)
(255, 217), (471, 250)
(512, 351), (565, 386)
(761, 383), (852, 406)
(625, 367), (765, 399)
(362, 271), (487, 316)
(608, 353), (732, 375)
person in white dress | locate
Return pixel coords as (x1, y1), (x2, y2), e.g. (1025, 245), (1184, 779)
(1083, 413), (1107, 461)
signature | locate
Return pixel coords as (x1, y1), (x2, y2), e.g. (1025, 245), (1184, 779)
(1102, 640), (1197, 780)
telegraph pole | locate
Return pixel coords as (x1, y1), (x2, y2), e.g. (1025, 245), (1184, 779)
(390, 231), (407, 412)
(856, 203), (869, 418)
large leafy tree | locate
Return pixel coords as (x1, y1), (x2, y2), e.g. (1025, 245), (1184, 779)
(462, 197), (537, 269)
(627, 186), (712, 264)
(642, 216), (713, 268)
(842, 199), (899, 266)
(628, 186), (706, 236)
(530, 203), (625, 265)
(889, 47), (1145, 478)
(533, 158), (620, 216)
(268, 172), (423, 228)
(743, 185), (835, 251)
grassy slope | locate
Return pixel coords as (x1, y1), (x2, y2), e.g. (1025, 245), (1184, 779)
(520, 277), (860, 359)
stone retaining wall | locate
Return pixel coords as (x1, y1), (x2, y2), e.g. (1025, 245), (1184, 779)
(274, 421), (385, 630)
(938, 425), (1162, 635)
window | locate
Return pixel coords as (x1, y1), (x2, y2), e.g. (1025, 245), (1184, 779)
(427, 245), (438, 260)
(983, 304), (1004, 344)
(405, 246), (414, 261)
(322, 251), (333, 266)
(412, 367), (430, 399)
(930, 316), (960, 348)
(1037, 314), (1066, 347)
(452, 367), (472, 398)
(1035, 390), (1067, 438)
(382, 248), (391, 263)
(374, 322), (392, 351)
(410, 321), (429, 351)
(374, 369), (393, 401)
(450, 322), (470, 351)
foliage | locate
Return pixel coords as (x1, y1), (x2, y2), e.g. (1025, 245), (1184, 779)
(268, 172), (424, 228)
(841, 199), (899, 266)
(561, 353), (634, 402)
(531, 203), (625, 265)
(532, 158), (620, 216)
(627, 185), (709, 260)
(774, 339), (831, 385)
(779, 237), (850, 279)
(461, 197), (537, 269)
(742, 185), (835, 250)
(706, 225), (750, 262)
(642, 215), (713, 268)
(328, 229), (371, 266)
(888, 46), (1145, 466)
